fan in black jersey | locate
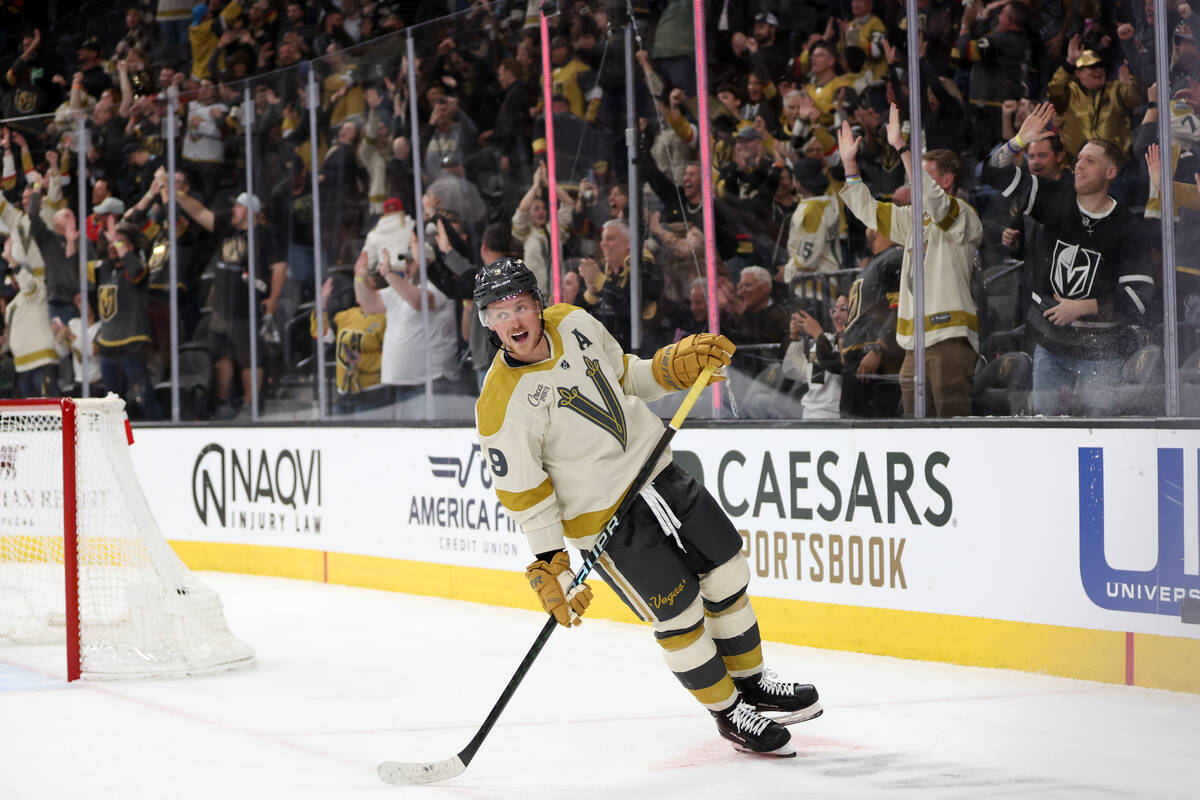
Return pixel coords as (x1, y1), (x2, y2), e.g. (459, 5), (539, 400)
(980, 102), (1157, 416)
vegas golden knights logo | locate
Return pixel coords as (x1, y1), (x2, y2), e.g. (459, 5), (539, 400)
(221, 235), (247, 264)
(557, 356), (627, 450)
(15, 88), (36, 114)
(337, 330), (364, 391)
(98, 284), (118, 322)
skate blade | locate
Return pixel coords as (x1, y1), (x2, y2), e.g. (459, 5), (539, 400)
(768, 703), (824, 726)
(732, 741), (797, 758)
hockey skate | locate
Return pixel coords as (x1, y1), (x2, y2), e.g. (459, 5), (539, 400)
(711, 701), (795, 757)
(734, 669), (823, 726)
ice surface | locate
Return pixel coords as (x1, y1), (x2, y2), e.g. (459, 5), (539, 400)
(3, 572), (1198, 799)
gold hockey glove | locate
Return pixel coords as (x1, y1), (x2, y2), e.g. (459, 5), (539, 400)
(651, 333), (735, 391)
(525, 551), (593, 627)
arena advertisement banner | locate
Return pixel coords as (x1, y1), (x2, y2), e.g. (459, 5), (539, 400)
(130, 425), (1200, 641)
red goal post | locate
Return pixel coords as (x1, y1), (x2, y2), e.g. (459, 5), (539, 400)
(0, 395), (254, 680)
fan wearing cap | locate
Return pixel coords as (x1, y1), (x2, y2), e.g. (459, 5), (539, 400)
(1047, 36), (1146, 162)
(719, 126), (773, 202)
(93, 215), (162, 419)
(727, 13), (790, 91)
(173, 188), (286, 419)
(74, 35), (113, 99)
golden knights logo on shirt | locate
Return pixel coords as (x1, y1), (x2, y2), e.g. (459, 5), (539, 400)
(1051, 240), (1102, 298)
(221, 234), (247, 264)
(556, 354), (628, 451)
(98, 284), (118, 322)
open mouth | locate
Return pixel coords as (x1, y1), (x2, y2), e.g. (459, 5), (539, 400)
(510, 330), (530, 345)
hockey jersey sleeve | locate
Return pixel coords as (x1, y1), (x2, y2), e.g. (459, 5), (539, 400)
(979, 152), (1068, 224)
(840, 178), (912, 248)
(478, 395), (566, 556)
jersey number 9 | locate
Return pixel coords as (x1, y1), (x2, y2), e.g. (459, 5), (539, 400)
(487, 448), (508, 477)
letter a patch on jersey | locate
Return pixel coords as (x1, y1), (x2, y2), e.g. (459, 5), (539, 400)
(557, 356), (627, 449)
(1051, 240), (1102, 298)
(571, 327), (594, 350)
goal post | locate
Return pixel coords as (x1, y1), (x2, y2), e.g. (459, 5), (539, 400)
(0, 395), (254, 680)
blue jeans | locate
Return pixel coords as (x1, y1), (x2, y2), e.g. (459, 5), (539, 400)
(287, 241), (315, 282)
(1032, 344), (1122, 417)
(159, 19), (190, 47)
(101, 355), (163, 420)
(14, 365), (54, 398)
(48, 302), (78, 324)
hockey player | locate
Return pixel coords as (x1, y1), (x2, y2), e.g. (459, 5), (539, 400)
(473, 257), (822, 757)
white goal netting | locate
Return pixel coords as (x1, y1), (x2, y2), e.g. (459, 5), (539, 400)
(0, 395), (254, 678)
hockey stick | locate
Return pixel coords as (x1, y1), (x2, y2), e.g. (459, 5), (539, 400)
(379, 365), (717, 786)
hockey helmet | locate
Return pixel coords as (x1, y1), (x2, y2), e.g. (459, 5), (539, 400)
(474, 257), (542, 323)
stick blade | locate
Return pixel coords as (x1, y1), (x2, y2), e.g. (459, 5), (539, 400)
(377, 755), (466, 785)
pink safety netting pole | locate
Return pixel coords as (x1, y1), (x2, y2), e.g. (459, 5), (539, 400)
(691, 0), (721, 412)
(540, 3), (563, 303)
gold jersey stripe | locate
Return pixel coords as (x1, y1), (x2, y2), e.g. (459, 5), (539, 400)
(495, 476), (554, 512)
(563, 493), (627, 541)
(97, 334), (152, 348)
(13, 348), (59, 367)
(933, 197), (961, 232)
(896, 310), (979, 336)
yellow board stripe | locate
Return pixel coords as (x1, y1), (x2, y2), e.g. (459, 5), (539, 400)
(166, 541), (1200, 696)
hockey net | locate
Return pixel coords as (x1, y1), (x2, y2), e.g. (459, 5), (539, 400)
(0, 395), (254, 679)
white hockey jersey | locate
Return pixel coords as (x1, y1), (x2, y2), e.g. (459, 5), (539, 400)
(782, 194), (841, 279)
(475, 304), (674, 555)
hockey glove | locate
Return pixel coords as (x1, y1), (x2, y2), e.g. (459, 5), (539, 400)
(525, 551), (593, 627)
(651, 333), (735, 392)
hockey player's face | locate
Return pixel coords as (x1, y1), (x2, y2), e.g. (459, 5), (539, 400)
(485, 293), (545, 361)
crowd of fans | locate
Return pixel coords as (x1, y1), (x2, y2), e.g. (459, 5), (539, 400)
(0, 0), (1198, 420)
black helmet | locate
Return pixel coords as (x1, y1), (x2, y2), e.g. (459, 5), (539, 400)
(474, 257), (542, 314)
